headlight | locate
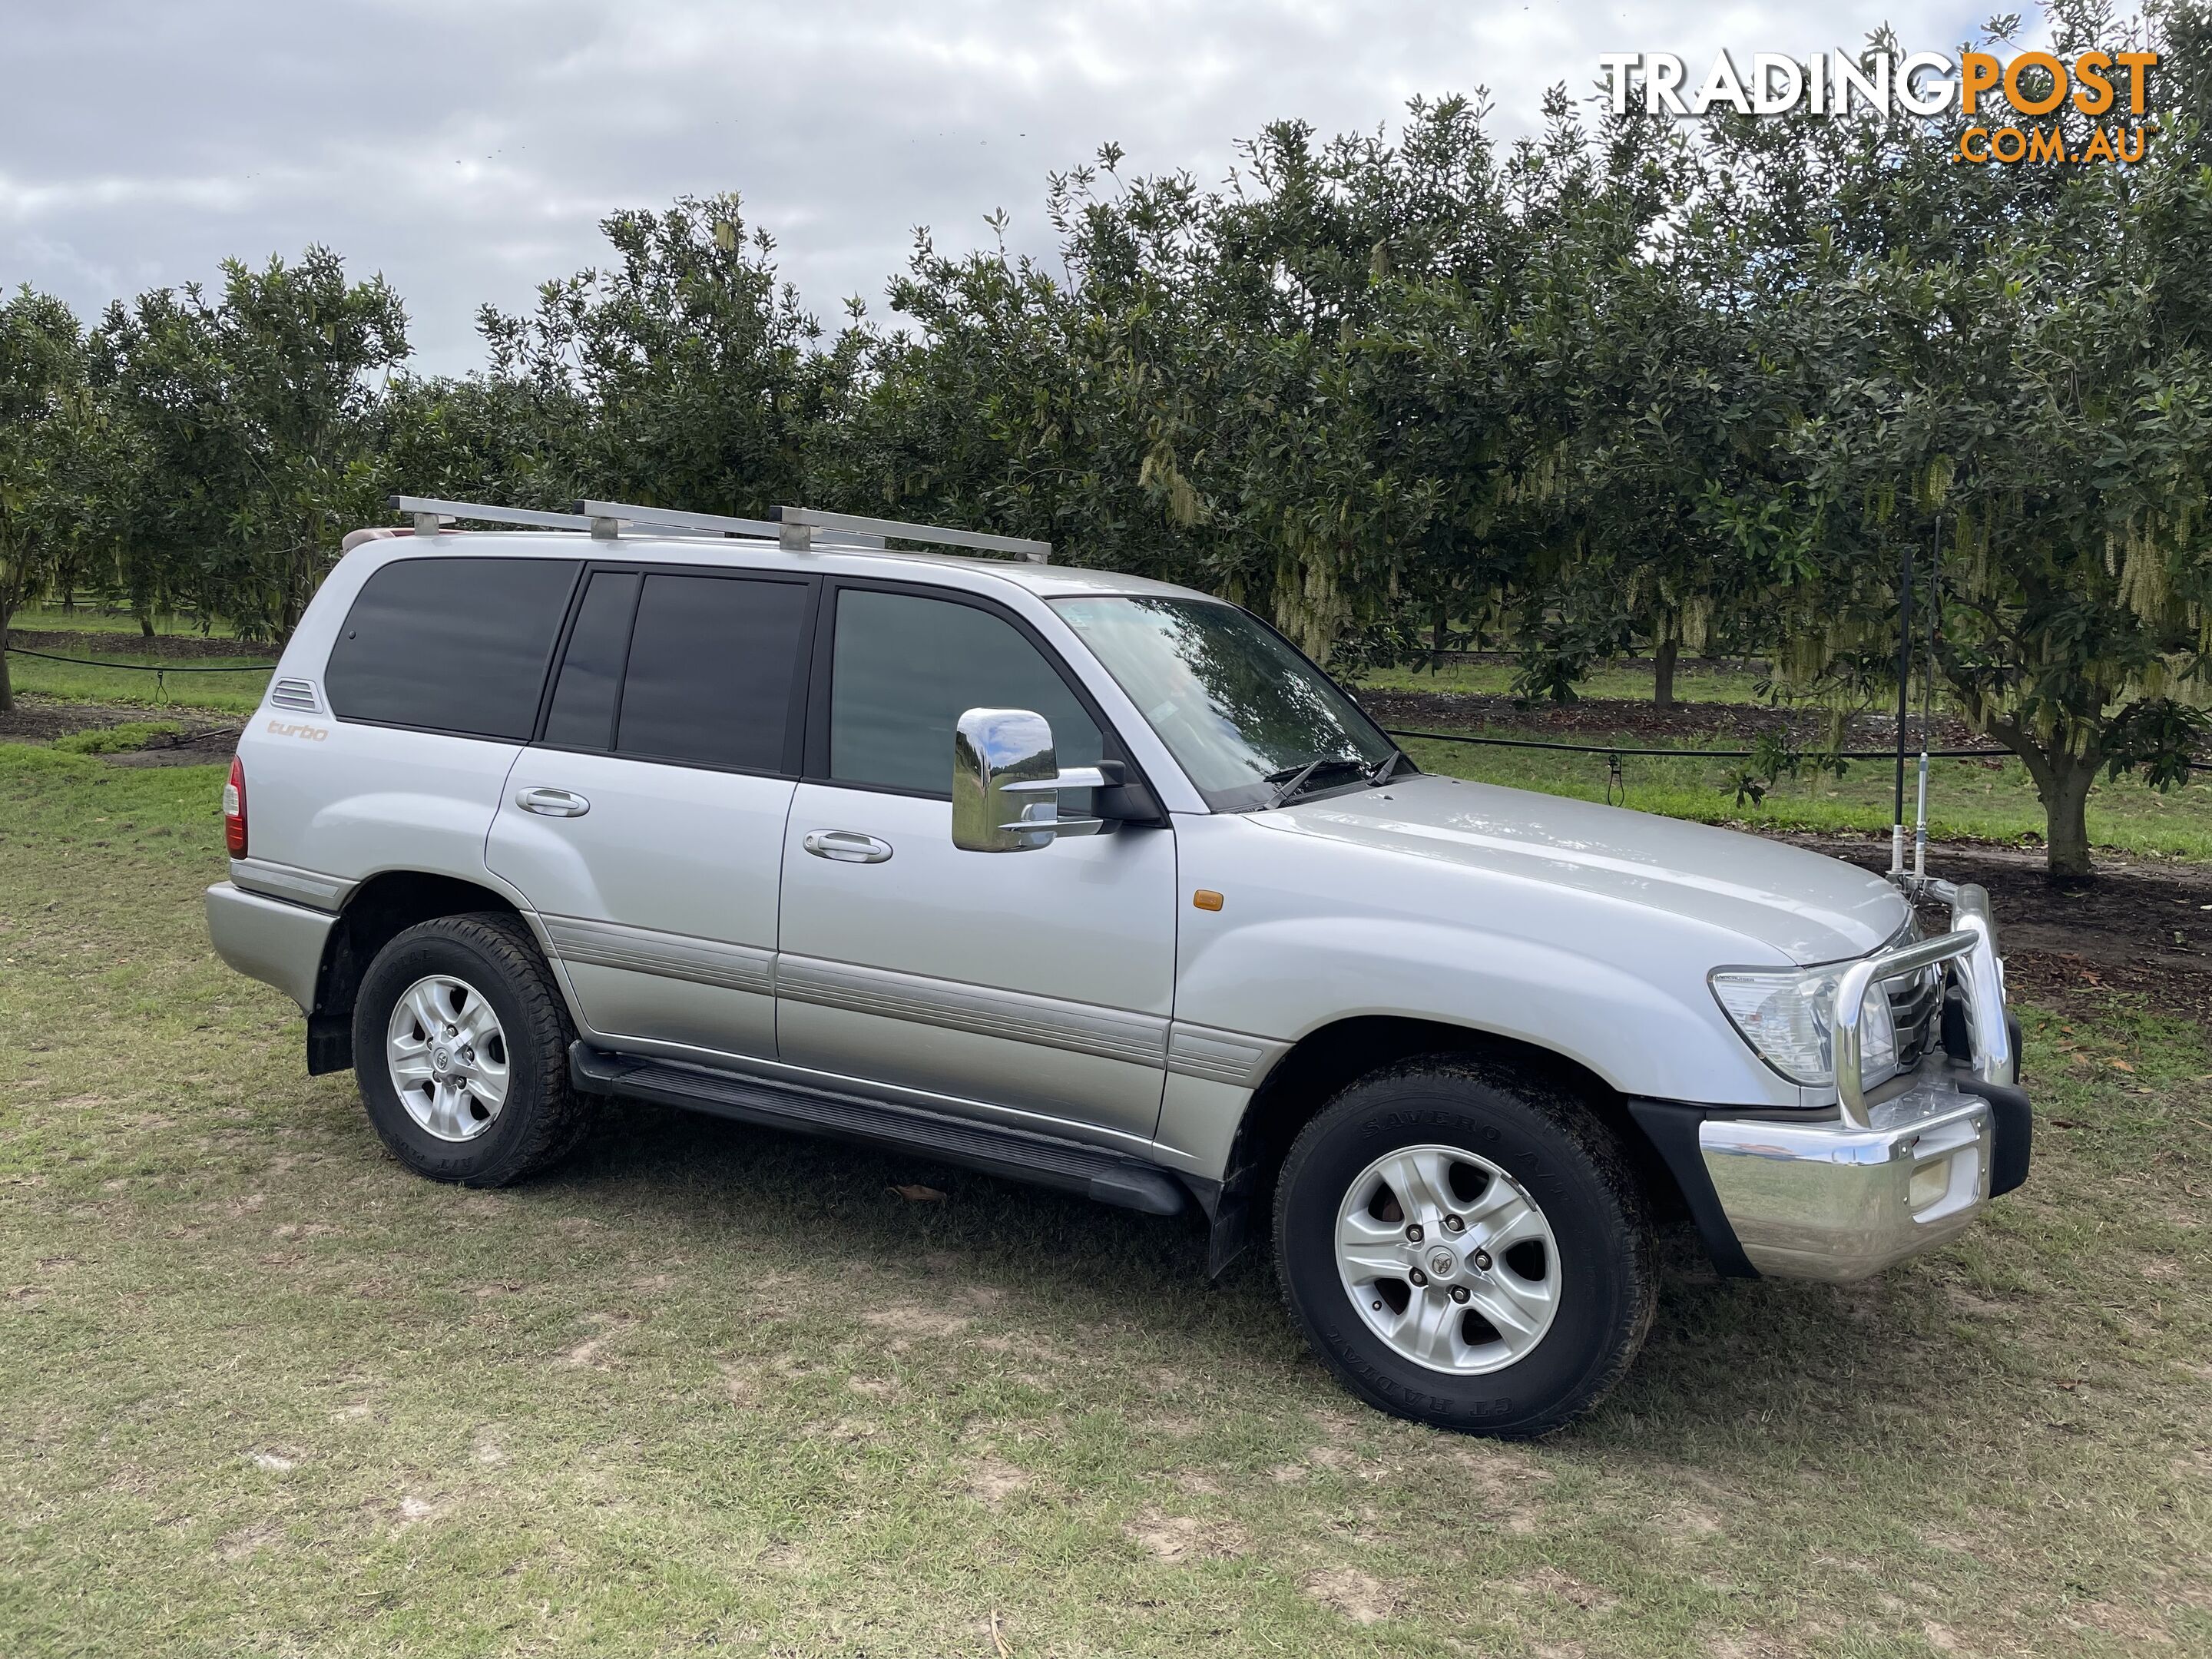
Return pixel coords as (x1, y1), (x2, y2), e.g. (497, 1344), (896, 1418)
(1710, 965), (1896, 1089)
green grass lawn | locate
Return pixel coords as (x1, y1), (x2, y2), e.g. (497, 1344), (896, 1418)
(1397, 726), (2212, 862)
(9, 604), (243, 639)
(2, 741), (2207, 1655)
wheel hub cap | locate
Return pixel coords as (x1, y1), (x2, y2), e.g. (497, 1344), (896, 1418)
(386, 974), (510, 1143)
(1333, 1142), (1562, 1376)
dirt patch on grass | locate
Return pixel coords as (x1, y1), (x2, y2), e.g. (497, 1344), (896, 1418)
(1301, 1566), (1400, 1624)
(1124, 1512), (1247, 1563)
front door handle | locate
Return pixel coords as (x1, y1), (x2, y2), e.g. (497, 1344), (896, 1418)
(516, 786), (590, 818)
(803, 829), (892, 864)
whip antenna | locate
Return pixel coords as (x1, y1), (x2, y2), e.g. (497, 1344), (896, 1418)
(1892, 538), (1914, 876)
(1912, 522), (1939, 883)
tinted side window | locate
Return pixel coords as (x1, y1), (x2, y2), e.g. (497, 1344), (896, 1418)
(614, 573), (809, 771)
(326, 557), (578, 740)
(543, 571), (641, 750)
(830, 589), (1101, 794)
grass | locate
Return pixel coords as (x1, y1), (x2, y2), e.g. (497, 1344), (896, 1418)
(1398, 725), (2212, 862)
(2, 740), (2209, 1655)
(8, 604), (244, 639)
(48, 721), (186, 757)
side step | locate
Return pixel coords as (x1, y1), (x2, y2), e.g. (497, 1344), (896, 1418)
(568, 1044), (1190, 1217)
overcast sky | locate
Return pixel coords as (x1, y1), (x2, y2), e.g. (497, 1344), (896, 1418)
(5, 0), (1992, 374)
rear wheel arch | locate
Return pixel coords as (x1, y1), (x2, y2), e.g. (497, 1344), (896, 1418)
(307, 872), (549, 1075)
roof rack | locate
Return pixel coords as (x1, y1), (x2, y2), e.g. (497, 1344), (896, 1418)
(772, 506), (1050, 564)
(386, 495), (1048, 564)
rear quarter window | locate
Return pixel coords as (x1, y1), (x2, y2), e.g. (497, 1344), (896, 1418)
(324, 557), (579, 740)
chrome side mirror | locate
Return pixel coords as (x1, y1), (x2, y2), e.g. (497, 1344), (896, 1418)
(952, 708), (1106, 852)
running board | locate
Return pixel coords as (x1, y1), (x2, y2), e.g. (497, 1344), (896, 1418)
(568, 1044), (1190, 1217)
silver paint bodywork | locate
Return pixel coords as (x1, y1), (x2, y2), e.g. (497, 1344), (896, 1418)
(207, 526), (2013, 1281)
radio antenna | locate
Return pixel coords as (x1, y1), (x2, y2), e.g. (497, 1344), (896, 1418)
(1912, 522), (1940, 883)
(1891, 537), (1914, 877)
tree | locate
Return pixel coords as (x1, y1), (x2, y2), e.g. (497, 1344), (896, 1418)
(1690, 4), (2212, 877)
(0, 288), (92, 712)
(97, 249), (409, 641)
(476, 194), (829, 515)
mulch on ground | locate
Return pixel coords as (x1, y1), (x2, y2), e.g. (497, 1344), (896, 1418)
(1788, 830), (2212, 1026)
(6, 626), (270, 661)
(0, 695), (240, 765)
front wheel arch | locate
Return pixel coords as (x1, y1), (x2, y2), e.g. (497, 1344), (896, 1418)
(1206, 1019), (1684, 1275)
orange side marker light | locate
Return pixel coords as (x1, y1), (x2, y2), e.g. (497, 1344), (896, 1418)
(1192, 889), (1224, 912)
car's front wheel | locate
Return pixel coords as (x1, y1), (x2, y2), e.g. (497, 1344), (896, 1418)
(1273, 1057), (1656, 1437)
(352, 912), (591, 1186)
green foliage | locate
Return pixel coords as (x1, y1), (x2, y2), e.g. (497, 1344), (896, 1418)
(15, 0), (2212, 873)
(0, 286), (94, 711)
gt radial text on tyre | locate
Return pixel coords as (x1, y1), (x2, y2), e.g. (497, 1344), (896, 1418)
(1274, 1058), (1656, 1438)
(351, 912), (591, 1187)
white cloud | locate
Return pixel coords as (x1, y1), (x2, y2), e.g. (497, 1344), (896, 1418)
(1, 0), (1992, 369)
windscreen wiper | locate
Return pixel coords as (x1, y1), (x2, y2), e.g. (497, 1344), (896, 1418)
(1264, 757), (1369, 809)
(1368, 750), (1406, 786)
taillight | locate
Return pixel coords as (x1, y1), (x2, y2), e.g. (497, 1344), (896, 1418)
(224, 755), (247, 857)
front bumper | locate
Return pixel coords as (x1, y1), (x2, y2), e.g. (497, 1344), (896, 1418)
(1697, 1074), (2008, 1281)
(1644, 879), (2029, 1283)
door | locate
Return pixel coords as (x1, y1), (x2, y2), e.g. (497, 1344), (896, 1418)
(487, 565), (814, 1060)
(775, 583), (1178, 1142)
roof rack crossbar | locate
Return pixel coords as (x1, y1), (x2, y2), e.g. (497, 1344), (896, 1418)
(773, 505), (1051, 564)
(389, 495), (594, 534)
(574, 498), (882, 548)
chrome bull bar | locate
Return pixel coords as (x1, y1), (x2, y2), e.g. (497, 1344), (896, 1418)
(1833, 881), (2014, 1128)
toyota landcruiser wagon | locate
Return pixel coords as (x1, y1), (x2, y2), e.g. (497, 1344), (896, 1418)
(205, 495), (2032, 1436)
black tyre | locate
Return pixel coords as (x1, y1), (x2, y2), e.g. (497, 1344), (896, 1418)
(351, 912), (591, 1186)
(1273, 1057), (1655, 1438)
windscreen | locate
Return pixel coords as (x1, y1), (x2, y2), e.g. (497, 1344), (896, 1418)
(1051, 595), (1396, 811)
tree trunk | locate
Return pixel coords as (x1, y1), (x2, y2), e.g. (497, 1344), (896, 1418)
(2038, 756), (2098, 880)
(1429, 601), (1448, 672)
(138, 610), (156, 640)
(1652, 635), (1679, 710)
(1991, 717), (2100, 879)
(0, 602), (14, 714)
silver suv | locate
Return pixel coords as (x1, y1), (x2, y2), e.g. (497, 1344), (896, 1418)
(206, 496), (2032, 1436)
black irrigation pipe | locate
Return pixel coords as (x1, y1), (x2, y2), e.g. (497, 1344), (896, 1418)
(1384, 726), (2011, 761)
(5, 644), (279, 701)
(1385, 727), (2212, 776)
(5, 645), (280, 672)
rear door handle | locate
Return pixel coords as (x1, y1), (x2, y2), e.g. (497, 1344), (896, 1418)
(516, 787), (590, 818)
(803, 829), (892, 864)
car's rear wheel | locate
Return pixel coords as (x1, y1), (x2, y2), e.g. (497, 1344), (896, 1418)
(1274, 1057), (1655, 1437)
(352, 912), (591, 1186)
